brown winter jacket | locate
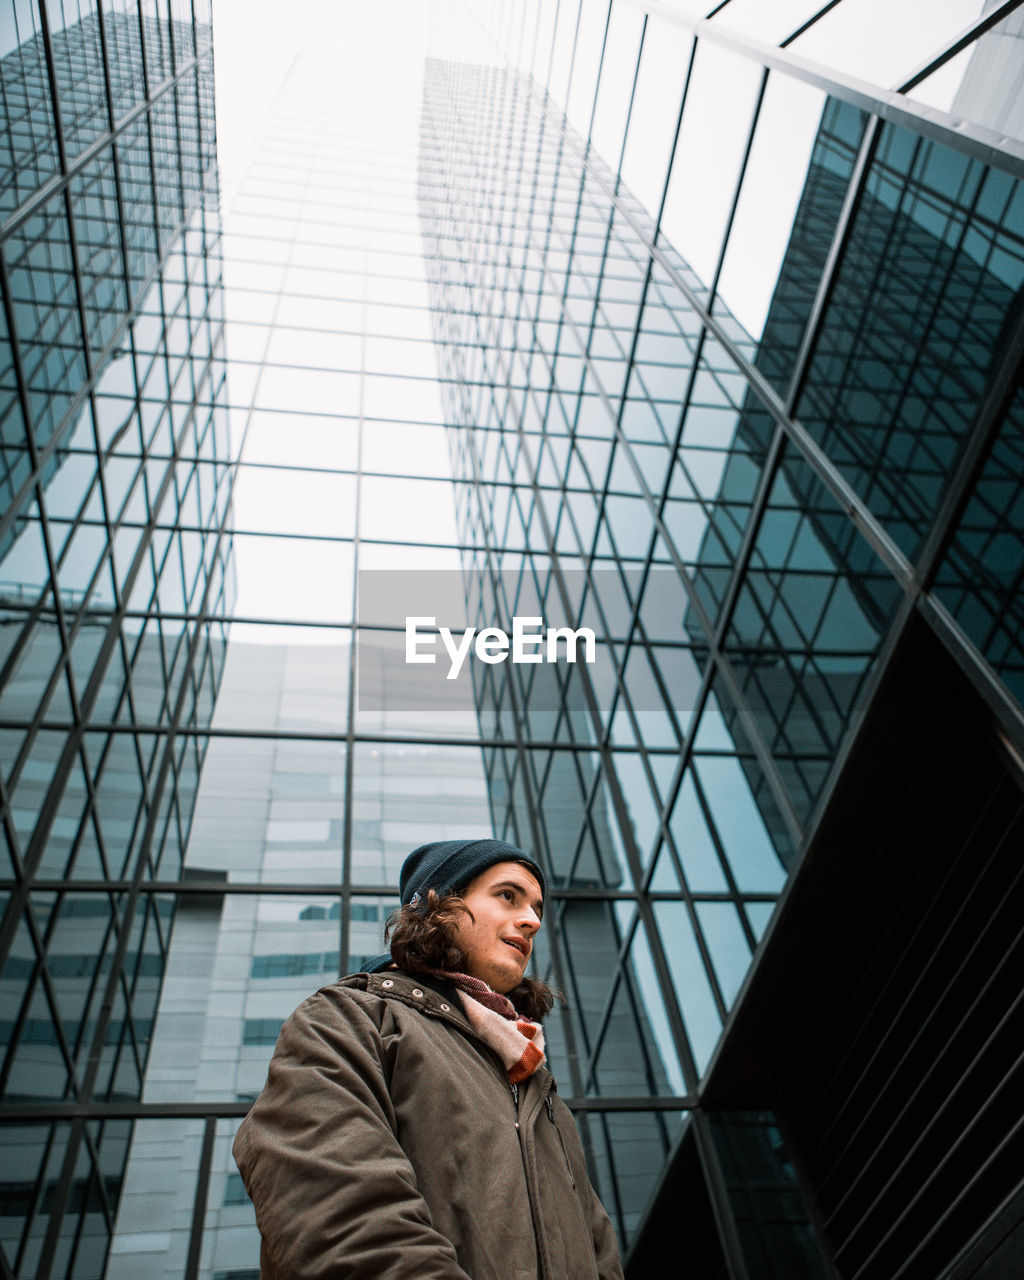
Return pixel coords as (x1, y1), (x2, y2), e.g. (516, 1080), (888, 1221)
(233, 970), (624, 1280)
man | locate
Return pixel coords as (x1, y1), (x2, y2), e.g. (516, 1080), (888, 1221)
(233, 837), (624, 1279)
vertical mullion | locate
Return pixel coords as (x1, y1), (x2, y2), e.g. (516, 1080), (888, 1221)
(184, 1114), (216, 1280)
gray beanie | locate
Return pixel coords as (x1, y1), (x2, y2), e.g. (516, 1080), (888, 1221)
(361, 837), (545, 974)
(398, 837), (545, 906)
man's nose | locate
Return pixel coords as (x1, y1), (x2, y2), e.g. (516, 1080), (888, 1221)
(517, 906), (542, 935)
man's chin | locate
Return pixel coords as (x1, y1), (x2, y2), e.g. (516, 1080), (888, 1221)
(487, 962), (525, 994)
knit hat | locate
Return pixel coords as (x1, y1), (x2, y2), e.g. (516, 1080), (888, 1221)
(361, 838), (545, 974)
(399, 837), (545, 907)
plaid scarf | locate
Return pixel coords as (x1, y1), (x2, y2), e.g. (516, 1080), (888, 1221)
(437, 971), (546, 1084)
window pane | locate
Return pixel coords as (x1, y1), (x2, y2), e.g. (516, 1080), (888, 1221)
(659, 40), (763, 295)
(230, 534), (354, 624)
(240, 411), (359, 470)
(713, 74), (827, 344)
(619, 15), (694, 217)
(231, 465), (356, 538)
(652, 899), (722, 1074)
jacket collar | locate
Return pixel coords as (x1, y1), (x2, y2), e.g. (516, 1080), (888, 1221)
(342, 970), (556, 1100)
(338, 969), (473, 1031)
(359, 969), (462, 1015)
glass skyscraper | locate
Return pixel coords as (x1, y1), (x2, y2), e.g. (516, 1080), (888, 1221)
(1, 1), (230, 1277)
(1, 1), (1022, 1278)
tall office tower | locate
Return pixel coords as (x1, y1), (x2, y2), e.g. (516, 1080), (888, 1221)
(418, 3), (1024, 1276)
(97, 31), (499, 1280)
(2, 2), (1023, 1280)
(0, 2), (230, 1278)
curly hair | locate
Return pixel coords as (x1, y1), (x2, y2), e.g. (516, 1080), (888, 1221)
(384, 889), (556, 1023)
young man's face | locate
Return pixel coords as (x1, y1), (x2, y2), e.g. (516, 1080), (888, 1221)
(452, 860), (544, 994)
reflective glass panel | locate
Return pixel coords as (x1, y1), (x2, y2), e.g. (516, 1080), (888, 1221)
(230, 465), (357, 538)
(591, 924), (686, 1097)
(564, 0), (611, 140)
(725, 446), (902, 823)
(230, 534), (354, 624)
(350, 742), (491, 884)
(709, 0), (834, 43)
(933, 386), (1024, 711)
(106, 1119), (208, 1278)
(795, 124), (1022, 560)
(619, 14), (694, 217)
(659, 39), (763, 297)
(713, 74), (827, 346)
(652, 898), (722, 1075)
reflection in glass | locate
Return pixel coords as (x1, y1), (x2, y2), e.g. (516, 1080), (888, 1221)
(560, 899), (628, 1062)
(934, 386), (1024, 710)
(796, 123), (1023, 559)
(577, 1107), (678, 1250)
(230, 534), (353, 623)
(725, 446), (902, 823)
(351, 742), (491, 884)
(610, 751), (660, 865)
(692, 755), (788, 894)
(709, 0), (833, 44)
(230, 466), (357, 538)
(105, 1120), (207, 1279)
(741, 96), (868, 400)
(591, 938), (683, 1098)
(695, 900), (753, 1006)
(5, 2), (1022, 1275)
(198, 1119), (262, 1278)
(0, 1122), (75, 1277)
(669, 772), (729, 893)
(563, 0), (611, 140)
(670, 365), (777, 625)
(710, 1111), (832, 1279)
(652, 899), (722, 1074)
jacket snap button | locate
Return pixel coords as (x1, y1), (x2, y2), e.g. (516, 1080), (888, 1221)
(381, 979), (394, 988)
(440, 1003), (450, 1011)
(412, 989), (423, 998)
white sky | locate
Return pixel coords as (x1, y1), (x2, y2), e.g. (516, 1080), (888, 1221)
(211, 0), (437, 182)
(210, 0), (995, 332)
(211, 0), (510, 185)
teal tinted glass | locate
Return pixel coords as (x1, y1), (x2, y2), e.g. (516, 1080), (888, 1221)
(725, 447), (902, 823)
(933, 385), (1024, 710)
(797, 125), (1023, 560)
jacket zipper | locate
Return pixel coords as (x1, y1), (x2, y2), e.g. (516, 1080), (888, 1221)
(512, 1080), (552, 1276)
(545, 1096), (576, 1189)
(387, 987), (552, 1275)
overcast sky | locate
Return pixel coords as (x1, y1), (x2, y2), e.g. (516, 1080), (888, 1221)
(212, 1), (425, 180)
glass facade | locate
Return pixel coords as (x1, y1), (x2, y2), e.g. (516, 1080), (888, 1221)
(0, 1), (229, 1276)
(1, 1), (1023, 1278)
